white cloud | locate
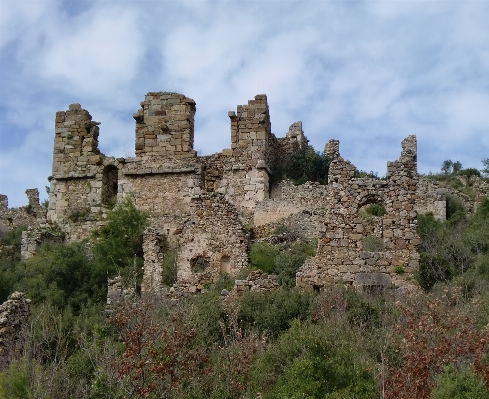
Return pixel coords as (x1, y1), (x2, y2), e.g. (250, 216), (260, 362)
(0, 0), (54, 48)
(37, 5), (144, 97)
(447, 92), (489, 135)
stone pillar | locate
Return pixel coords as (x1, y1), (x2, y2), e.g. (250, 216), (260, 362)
(133, 92), (196, 158)
(141, 228), (165, 296)
(52, 103), (101, 176)
(324, 139), (340, 160)
(229, 94), (272, 167)
(0, 195), (7, 211)
(0, 292), (30, 370)
(25, 188), (39, 207)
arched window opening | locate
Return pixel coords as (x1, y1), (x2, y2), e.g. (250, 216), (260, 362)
(358, 195), (386, 217)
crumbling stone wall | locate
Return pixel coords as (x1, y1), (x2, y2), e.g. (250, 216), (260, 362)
(0, 189), (47, 232)
(21, 226), (64, 260)
(133, 92), (196, 158)
(0, 292), (30, 370)
(416, 177), (447, 220)
(47, 102), (119, 236)
(141, 228), (167, 297)
(231, 270), (280, 296)
(174, 194), (248, 294)
(297, 136), (419, 291)
(416, 175), (489, 219)
(254, 180), (329, 228)
(106, 276), (136, 316)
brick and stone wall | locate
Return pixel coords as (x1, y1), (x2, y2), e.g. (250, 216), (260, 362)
(297, 136), (420, 291)
(133, 92), (196, 159)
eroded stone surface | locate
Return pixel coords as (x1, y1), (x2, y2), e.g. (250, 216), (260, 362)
(0, 292), (30, 370)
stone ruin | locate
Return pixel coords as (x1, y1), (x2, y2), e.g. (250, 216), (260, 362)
(0, 292), (30, 370)
(296, 136), (419, 291)
(1, 91), (488, 297)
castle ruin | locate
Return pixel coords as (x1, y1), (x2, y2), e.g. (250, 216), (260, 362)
(2, 92), (488, 295)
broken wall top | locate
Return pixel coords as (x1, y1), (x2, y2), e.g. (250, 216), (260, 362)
(133, 92), (196, 159)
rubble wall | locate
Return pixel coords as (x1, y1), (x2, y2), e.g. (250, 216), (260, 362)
(297, 136), (419, 290)
(133, 92), (196, 159)
(139, 194), (250, 297)
(0, 189), (46, 232)
(0, 292), (30, 370)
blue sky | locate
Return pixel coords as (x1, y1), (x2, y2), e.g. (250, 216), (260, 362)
(1, 0), (488, 207)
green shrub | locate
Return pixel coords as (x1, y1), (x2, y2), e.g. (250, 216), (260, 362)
(477, 290), (489, 329)
(249, 321), (377, 398)
(446, 194), (466, 222)
(364, 203), (386, 216)
(14, 242), (100, 312)
(238, 289), (313, 339)
(272, 224), (288, 235)
(431, 365), (489, 399)
(394, 265), (405, 274)
(0, 359), (31, 399)
(417, 252), (452, 291)
(275, 240), (317, 288)
(458, 168), (481, 178)
(0, 226), (27, 302)
(344, 289), (381, 329)
(284, 145), (330, 185)
(187, 292), (228, 346)
(92, 197), (148, 290)
(249, 242), (279, 273)
(162, 248), (178, 286)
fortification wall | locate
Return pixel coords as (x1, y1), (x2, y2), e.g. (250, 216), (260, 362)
(140, 193), (249, 295)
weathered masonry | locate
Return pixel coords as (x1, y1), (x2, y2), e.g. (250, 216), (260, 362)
(2, 92), (487, 295)
(297, 136), (419, 290)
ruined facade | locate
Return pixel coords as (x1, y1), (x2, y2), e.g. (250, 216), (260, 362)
(296, 136), (419, 290)
(2, 91), (487, 296)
